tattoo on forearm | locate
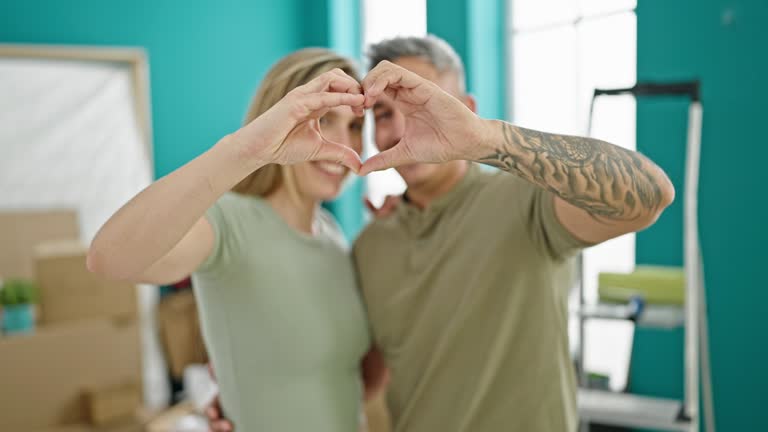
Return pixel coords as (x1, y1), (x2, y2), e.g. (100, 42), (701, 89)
(478, 122), (665, 221)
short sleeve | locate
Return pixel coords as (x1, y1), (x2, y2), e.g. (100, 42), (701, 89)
(531, 187), (594, 260)
(196, 198), (234, 275)
(485, 172), (592, 261)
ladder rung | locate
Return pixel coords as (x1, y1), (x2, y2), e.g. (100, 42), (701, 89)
(578, 389), (691, 431)
(579, 303), (639, 321)
(576, 304), (685, 328)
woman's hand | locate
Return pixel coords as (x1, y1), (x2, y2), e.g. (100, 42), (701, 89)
(365, 195), (402, 219)
(232, 69), (366, 172)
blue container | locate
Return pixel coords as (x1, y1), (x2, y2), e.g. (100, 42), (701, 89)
(1, 304), (35, 335)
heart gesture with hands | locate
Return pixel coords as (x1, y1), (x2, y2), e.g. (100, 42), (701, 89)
(232, 68), (366, 172)
(358, 60), (484, 176)
(231, 63), (485, 177)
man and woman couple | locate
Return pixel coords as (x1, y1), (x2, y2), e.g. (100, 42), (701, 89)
(89, 35), (674, 432)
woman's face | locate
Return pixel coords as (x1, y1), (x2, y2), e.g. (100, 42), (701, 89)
(292, 105), (364, 202)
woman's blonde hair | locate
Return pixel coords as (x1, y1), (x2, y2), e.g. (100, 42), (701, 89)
(232, 48), (361, 197)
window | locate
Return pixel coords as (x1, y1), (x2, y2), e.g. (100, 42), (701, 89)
(361, 0), (427, 207)
(510, 0), (638, 390)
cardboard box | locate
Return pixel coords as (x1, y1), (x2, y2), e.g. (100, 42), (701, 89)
(0, 319), (141, 431)
(157, 290), (207, 379)
(0, 210), (80, 279)
(84, 381), (142, 426)
(33, 420), (144, 432)
(34, 241), (138, 324)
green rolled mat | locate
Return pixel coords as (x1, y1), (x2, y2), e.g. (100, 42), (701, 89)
(598, 266), (685, 306)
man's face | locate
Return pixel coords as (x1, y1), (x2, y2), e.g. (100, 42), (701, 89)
(372, 56), (473, 188)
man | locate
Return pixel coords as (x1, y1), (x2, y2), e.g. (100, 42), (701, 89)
(210, 35), (674, 431)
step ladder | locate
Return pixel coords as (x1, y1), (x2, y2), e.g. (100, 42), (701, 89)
(575, 82), (715, 432)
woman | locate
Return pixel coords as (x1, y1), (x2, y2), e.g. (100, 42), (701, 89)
(88, 49), (384, 431)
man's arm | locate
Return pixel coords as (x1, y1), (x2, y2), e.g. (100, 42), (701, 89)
(358, 61), (674, 244)
(476, 120), (675, 244)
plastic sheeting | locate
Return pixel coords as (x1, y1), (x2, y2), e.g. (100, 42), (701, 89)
(0, 56), (169, 409)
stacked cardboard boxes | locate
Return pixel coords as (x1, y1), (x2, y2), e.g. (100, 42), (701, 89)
(0, 210), (142, 431)
(157, 289), (207, 380)
(2, 210), (391, 432)
(34, 240), (138, 325)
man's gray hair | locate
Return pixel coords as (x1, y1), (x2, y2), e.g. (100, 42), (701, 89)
(367, 35), (467, 93)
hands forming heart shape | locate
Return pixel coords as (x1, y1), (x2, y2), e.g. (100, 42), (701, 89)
(232, 61), (486, 176)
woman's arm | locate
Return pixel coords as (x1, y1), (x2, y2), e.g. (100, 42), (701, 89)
(87, 69), (365, 284)
(87, 138), (252, 284)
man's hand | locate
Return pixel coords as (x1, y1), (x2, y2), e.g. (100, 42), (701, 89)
(364, 195), (402, 219)
(206, 364), (234, 432)
(361, 346), (390, 401)
(205, 395), (233, 432)
(359, 61), (483, 175)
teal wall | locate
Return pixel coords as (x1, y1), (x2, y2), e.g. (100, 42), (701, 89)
(426, 0), (507, 120)
(0, 0), (366, 240)
(0, 0), (304, 179)
(634, 0), (768, 430)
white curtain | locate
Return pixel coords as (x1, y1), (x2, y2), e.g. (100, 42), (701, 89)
(0, 56), (169, 409)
